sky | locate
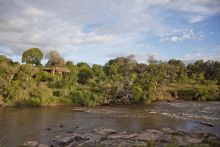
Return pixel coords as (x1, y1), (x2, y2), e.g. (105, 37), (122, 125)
(0, 0), (220, 65)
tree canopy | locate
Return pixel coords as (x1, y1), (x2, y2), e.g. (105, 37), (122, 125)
(22, 48), (43, 65)
(46, 51), (65, 67)
(0, 48), (220, 107)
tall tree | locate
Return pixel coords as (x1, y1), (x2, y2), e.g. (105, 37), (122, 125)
(22, 48), (43, 65)
(46, 51), (65, 67)
(168, 59), (185, 67)
(147, 54), (157, 65)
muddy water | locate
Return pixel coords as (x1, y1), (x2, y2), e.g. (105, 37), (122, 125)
(0, 101), (220, 146)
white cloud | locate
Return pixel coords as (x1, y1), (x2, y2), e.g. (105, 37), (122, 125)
(0, 0), (219, 62)
(167, 0), (220, 15)
(134, 43), (154, 50)
(0, 6), (118, 54)
(189, 15), (204, 23)
(163, 29), (204, 42)
(185, 46), (220, 61)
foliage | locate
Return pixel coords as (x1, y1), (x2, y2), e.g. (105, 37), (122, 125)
(0, 55), (14, 64)
(22, 48), (43, 65)
(0, 49), (220, 107)
(77, 68), (94, 85)
(193, 84), (219, 101)
(46, 51), (65, 67)
(132, 85), (144, 102)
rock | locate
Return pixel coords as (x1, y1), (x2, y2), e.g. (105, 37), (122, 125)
(22, 141), (39, 147)
(65, 130), (74, 133)
(72, 107), (85, 112)
(109, 133), (138, 140)
(205, 135), (220, 145)
(100, 139), (148, 147)
(158, 134), (172, 143)
(74, 140), (101, 147)
(101, 139), (124, 147)
(46, 128), (51, 131)
(172, 130), (187, 136)
(161, 128), (176, 134)
(199, 121), (214, 127)
(133, 130), (163, 141)
(93, 128), (117, 135)
(51, 136), (73, 146)
(119, 131), (127, 135)
(51, 134), (90, 147)
(172, 135), (203, 146)
(38, 144), (49, 147)
(49, 128), (220, 147)
(59, 124), (64, 128)
(185, 136), (203, 144)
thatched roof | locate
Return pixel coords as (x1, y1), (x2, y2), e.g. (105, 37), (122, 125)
(43, 67), (70, 73)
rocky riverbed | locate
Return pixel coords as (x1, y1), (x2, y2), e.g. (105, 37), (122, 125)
(1, 101), (220, 146)
(22, 127), (220, 147)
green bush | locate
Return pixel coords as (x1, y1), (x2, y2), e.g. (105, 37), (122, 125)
(132, 85), (144, 102)
(58, 97), (74, 105)
(193, 84), (219, 101)
(14, 98), (41, 107)
(70, 90), (102, 106)
(0, 95), (3, 106)
(70, 90), (90, 106)
(36, 71), (55, 82)
(30, 84), (53, 99)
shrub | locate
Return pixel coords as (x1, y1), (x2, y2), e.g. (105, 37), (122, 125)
(36, 71), (55, 82)
(132, 85), (144, 102)
(193, 84), (219, 101)
(70, 90), (102, 106)
(0, 95), (3, 106)
(14, 98), (41, 107)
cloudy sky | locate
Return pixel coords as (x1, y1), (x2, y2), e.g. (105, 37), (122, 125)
(0, 0), (220, 64)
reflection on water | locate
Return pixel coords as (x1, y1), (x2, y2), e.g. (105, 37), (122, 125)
(0, 101), (220, 146)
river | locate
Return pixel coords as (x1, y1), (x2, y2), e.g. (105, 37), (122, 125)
(0, 101), (220, 146)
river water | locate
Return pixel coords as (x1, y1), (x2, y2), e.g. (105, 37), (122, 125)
(0, 101), (220, 146)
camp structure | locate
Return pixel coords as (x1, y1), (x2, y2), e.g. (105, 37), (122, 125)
(43, 67), (70, 75)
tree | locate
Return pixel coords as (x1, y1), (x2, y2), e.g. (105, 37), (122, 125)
(147, 54), (157, 65)
(187, 60), (206, 81)
(77, 68), (94, 85)
(92, 64), (105, 79)
(168, 59), (185, 67)
(204, 60), (220, 81)
(0, 55), (13, 64)
(46, 51), (65, 67)
(167, 59), (187, 81)
(105, 56), (137, 76)
(22, 48), (43, 65)
(66, 61), (74, 67)
(77, 62), (90, 69)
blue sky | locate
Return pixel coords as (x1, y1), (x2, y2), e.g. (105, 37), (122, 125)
(0, 0), (220, 64)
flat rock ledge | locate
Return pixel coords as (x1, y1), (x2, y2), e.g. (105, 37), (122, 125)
(22, 127), (220, 147)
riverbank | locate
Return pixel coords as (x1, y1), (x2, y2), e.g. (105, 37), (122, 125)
(1, 97), (220, 108)
(22, 127), (220, 147)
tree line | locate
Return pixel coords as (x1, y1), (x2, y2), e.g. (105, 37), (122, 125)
(0, 48), (219, 107)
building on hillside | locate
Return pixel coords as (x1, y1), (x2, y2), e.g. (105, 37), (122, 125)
(43, 67), (70, 75)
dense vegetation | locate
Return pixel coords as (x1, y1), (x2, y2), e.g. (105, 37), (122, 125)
(0, 48), (219, 107)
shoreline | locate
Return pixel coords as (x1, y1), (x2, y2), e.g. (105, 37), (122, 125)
(22, 127), (220, 147)
(1, 99), (220, 108)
